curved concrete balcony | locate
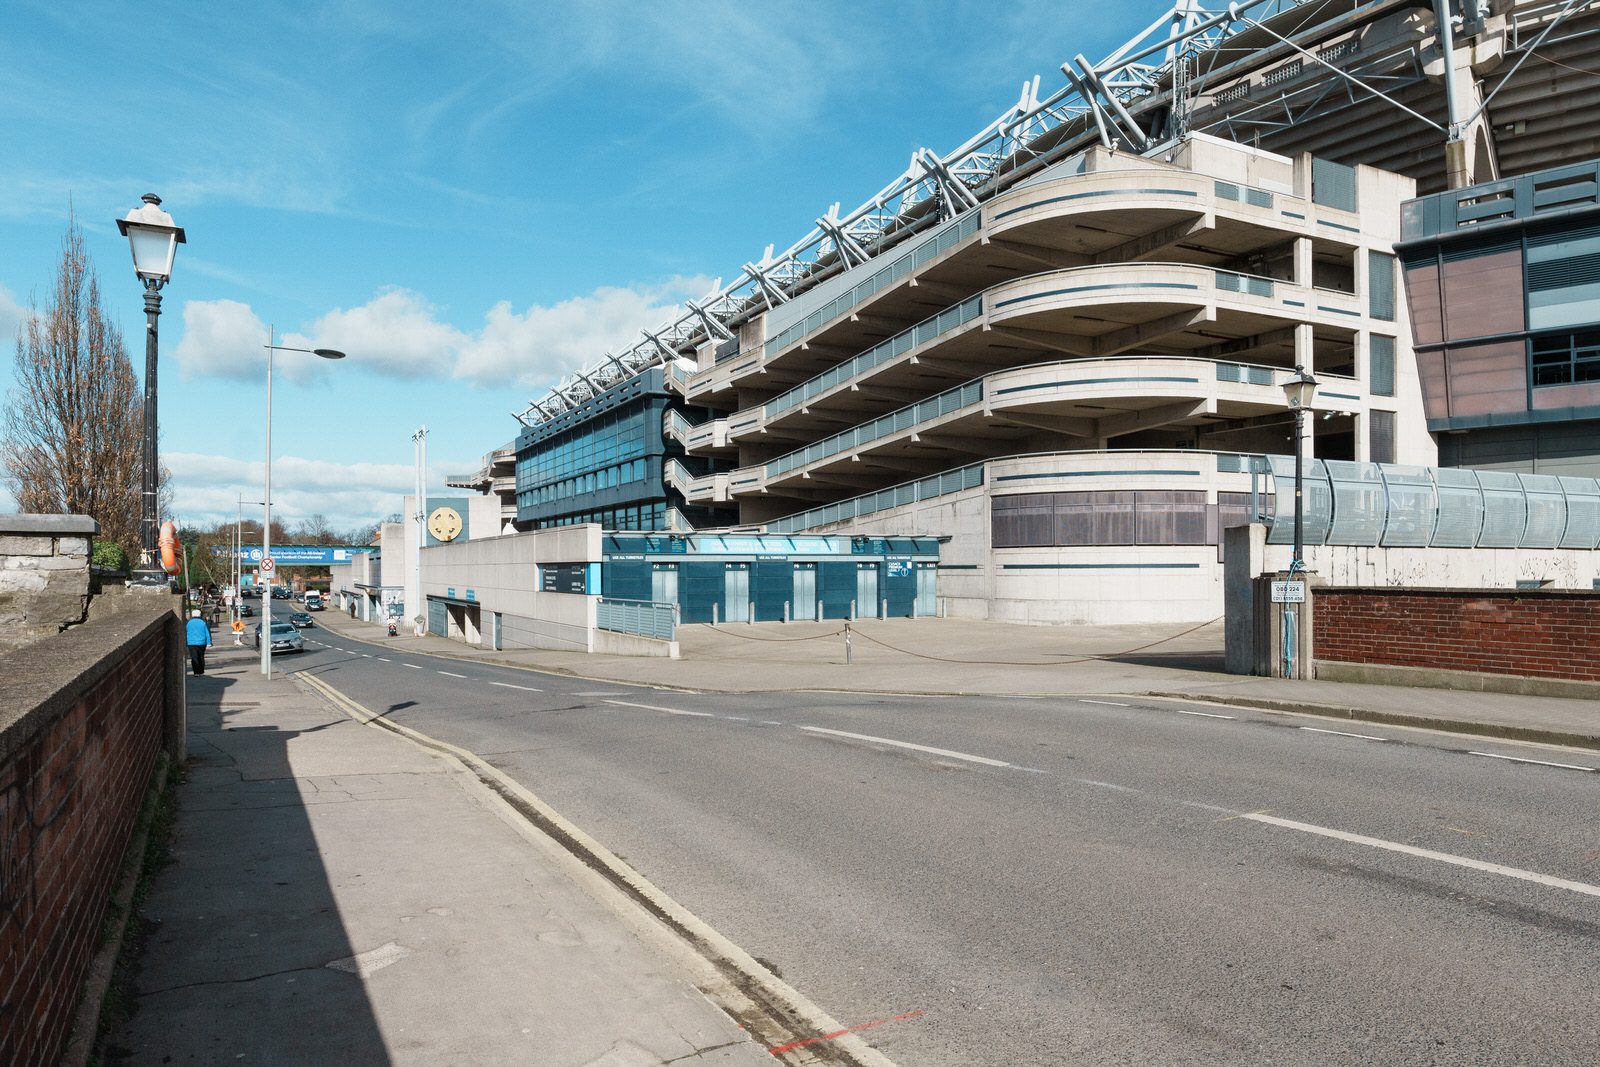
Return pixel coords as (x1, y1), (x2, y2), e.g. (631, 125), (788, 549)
(666, 459), (731, 505)
(728, 356), (1361, 497)
(718, 263), (1361, 445)
(685, 167), (1337, 402)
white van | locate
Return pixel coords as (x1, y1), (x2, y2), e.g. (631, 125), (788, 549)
(304, 591), (325, 611)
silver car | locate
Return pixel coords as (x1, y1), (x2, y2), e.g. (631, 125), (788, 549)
(253, 620), (305, 653)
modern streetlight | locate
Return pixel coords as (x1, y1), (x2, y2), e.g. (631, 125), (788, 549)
(117, 194), (186, 585)
(262, 327), (345, 678)
(1280, 364), (1319, 572)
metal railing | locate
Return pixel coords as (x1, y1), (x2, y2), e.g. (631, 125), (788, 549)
(597, 598), (676, 641)
(663, 409), (696, 445)
(767, 295), (985, 417)
(767, 462), (986, 532)
(664, 458), (696, 495)
(766, 379), (985, 478)
(762, 211), (983, 362)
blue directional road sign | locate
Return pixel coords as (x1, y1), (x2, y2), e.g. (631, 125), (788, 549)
(233, 545), (375, 565)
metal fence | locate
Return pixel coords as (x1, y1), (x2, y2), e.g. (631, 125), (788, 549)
(596, 598), (676, 641)
(767, 462), (986, 533)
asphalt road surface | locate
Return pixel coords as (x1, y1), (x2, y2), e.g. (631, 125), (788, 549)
(275, 629), (1600, 1066)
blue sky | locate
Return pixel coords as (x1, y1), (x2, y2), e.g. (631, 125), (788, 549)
(0, 0), (1133, 533)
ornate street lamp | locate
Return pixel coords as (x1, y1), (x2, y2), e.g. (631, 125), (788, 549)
(1280, 364), (1319, 572)
(260, 328), (345, 679)
(117, 194), (186, 585)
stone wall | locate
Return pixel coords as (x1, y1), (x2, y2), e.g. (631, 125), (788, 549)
(0, 599), (185, 1063)
(0, 515), (98, 655)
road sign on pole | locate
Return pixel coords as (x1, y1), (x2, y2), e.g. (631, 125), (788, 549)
(261, 557), (276, 576)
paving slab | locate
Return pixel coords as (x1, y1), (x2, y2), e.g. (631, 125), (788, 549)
(110, 643), (773, 1066)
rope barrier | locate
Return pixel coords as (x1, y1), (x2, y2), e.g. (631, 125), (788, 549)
(701, 615), (1224, 664)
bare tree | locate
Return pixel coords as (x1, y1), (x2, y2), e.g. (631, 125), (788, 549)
(1, 216), (145, 554)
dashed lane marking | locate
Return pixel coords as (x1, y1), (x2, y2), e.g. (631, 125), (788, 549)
(377, 657), (391, 662)
(1469, 751), (1597, 773)
(1300, 726), (1387, 742)
(799, 726), (1011, 768)
(490, 682), (544, 693)
(1174, 709), (1235, 719)
(437, 671), (467, 679)
(1079, 699), (1129, 707)
(605, 699), (714, 718)
(403, 663), (422, 669)
(1243, 813), (1600, 900)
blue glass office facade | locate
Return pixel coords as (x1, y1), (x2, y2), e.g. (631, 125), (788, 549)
(514, 368), (732, 530)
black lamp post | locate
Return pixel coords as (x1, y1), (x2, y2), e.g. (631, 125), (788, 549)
(117, 195), (185, 585)
(1281, 364), (1319, 571)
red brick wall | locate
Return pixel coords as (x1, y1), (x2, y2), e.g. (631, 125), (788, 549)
(1315, 588), (1600, 683)
(0, 615), (174, 1064)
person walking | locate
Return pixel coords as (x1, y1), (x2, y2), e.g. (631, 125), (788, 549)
(186, 609), (213, 675)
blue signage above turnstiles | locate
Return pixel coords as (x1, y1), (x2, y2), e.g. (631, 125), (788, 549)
(234, 546), (375, 566)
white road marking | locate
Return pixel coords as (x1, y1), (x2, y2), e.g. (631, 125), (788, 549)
(761, 720), (784, 726)
(722, 716), (749, 722)
(360, 654), (372, 658)
(377, 657), (391, 662)
(437, 671), (467, 678)
(1175, 709), (1236, 719)
(605, 699), (714, 718)
(1300, 726), (1387, 741)
(1079, 699), (1130, 707)
(799, 726), (1010, 768)
(345, 650), (360, 655)
(403, 663), (422, 669)
(1469, 751), (1597, 773)
(490, 682), (544, 693)
(1243, 813), (1600, 899)
(575, 691), (626, 696)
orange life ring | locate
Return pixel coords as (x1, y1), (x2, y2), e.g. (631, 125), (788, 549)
(158, 521), (180, 575)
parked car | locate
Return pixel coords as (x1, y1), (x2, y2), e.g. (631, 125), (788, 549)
(289, 611), (314, 629)
(253, 621), (304, 652)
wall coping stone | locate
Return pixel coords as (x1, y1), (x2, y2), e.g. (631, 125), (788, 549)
(0, 597), (173, 766)
(0, 513), (100, 535)
(1318, 586), (1600, 600)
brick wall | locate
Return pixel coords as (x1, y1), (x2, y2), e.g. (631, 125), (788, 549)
(1315, 587), (1600, 683)
(0, 601), (182, 1064)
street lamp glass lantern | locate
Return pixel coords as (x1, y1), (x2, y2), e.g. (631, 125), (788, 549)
(116, 194), (186, 282)
(1282, 366), (1319, 411)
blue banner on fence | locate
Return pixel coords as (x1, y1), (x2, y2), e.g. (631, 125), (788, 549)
(235, 545), (375, 565)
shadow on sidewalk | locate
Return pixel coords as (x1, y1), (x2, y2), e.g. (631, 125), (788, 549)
(107, 660), (392, 1064)
(1100, 648), (1227, 673)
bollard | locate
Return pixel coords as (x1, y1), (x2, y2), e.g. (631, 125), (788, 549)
(880, 597), (887, 620)
(783, 601), (790, 623)
(817, 599), (823, 622)
(747, 601), (754, 624)
(844, 621), (852, 664)
(713, 602), (719, 625)
(849, 599), (856, 621)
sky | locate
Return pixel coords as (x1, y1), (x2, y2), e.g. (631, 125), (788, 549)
(0, 0), (1139, 536)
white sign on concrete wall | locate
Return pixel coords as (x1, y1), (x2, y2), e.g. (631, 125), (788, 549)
(1271, 581), (1306, 603)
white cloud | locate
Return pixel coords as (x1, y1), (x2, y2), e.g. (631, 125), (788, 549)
(454, 276), (712, 390)
(172, 276), (713, 393)
(0, 283), (27, 351)
(164, 450), (471, 533)
(174, 298), (267, 381)
(305, 289), (464, 379)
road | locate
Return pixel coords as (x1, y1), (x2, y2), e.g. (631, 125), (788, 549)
(274, 625), (1600, 1066)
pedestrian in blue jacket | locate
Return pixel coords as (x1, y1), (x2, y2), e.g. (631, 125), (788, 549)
(185, 609), (212, 675)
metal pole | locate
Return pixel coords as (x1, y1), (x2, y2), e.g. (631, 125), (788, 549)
(137, 280), (162, 579)
(1292, 404), (1304, 570)
(262, 327), (273, 678)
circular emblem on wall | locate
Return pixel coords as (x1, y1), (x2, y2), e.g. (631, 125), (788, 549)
(428, 506), (463, 542)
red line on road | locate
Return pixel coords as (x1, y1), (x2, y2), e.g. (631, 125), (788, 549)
(767, 1010), (924, 1055)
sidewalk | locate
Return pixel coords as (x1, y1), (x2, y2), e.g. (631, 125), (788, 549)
(106, 641), (777, 1065)
(313, 609), (1600, 750)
